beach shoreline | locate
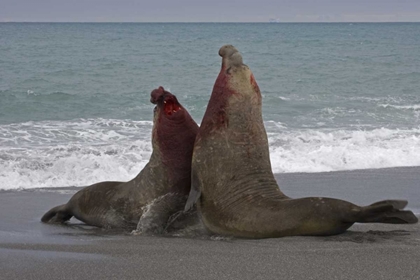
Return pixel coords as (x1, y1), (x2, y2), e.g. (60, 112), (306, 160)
(1, 166), (419, 279)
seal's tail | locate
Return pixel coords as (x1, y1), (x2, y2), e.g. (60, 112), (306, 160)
(356, 200), (418, 224)
(41, 204), (73, 223)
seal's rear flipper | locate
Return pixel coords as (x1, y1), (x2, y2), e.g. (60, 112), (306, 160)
(357, 200), (418, 224)
(368, 200), (407, 210)
(41, 204), (73, 224)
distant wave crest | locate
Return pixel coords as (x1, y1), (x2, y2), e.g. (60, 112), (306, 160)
(379, 104), (420, 110)
(268, 126), (420, 173)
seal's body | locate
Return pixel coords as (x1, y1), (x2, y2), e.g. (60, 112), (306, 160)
(42, 87), (199, 232)
(186, 45), (417, 238)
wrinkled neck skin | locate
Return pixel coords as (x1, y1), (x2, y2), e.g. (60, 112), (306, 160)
(133, 105), (198, 197)
(193, 53), (287, 206)
(157, 106), (198, 190)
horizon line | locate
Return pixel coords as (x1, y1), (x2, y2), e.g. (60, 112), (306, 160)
(1, 21), (420, 24)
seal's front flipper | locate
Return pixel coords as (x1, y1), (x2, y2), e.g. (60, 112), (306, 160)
(134, 193), (187, 235)
(165, 203), (202, 233)
(184, 188), (201, 212)
(184, 170), (201, 211)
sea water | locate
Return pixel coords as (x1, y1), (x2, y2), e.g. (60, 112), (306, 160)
(0, 23), (419, 191)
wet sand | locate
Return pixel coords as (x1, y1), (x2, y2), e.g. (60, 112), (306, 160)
(1, 167), (419, 279)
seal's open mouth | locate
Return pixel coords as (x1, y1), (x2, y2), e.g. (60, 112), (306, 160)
(163, 96), (181, 116)
(150, 86), (182, 117)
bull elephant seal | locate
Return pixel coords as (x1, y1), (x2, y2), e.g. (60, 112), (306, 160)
(42, 87), (199, 233)
(185, 45), (418, 238)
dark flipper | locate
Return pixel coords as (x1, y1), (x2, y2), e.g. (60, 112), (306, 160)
(41, 204), (73, 223)
(165, 204), (201, 232)
(368, 200), (408, 210)
(134, 193), (187, 235)
(357, 200), (418, 224)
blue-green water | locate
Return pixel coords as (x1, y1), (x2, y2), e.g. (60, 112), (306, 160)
(1, 23), (420, 191)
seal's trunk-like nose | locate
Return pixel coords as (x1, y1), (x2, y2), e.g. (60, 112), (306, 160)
(150, 86), (165, 104)
(219, 45), (244, 69)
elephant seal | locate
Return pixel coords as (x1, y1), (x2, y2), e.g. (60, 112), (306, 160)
(185, 45), (418, 238)
(42, 87), (199, 233)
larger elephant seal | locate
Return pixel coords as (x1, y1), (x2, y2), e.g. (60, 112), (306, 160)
(186, 45), (418, 238)
(42, 87), (199, 233)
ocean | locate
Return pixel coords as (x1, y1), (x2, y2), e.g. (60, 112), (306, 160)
(0, 22), (419, 191)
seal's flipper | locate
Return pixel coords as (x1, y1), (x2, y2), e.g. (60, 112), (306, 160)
(41, 204), (72, 224)
(164, 206), (205, 236)
(368, 199), (408, 210)
(184, 188), (201, 212)
(134, 193), (187, 235)
(356, 200), (418, 224)
(185, 170), (202, 211)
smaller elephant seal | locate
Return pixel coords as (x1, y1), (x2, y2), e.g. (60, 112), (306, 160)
(186, 45), (418, 238)
(42, 87), (199, 233)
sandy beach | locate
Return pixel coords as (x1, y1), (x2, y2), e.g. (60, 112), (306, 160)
(1, 167), (419, 279)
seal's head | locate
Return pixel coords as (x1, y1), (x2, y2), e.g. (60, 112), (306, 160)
(219, 45), (243, 69)
(197, 45), (262, 138)
(216, 45), (260, 100)
(150, 86), (183, 120)
(149, 87), (199, 185)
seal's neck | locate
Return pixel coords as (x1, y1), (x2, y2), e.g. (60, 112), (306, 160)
(154, 112), (198, 189)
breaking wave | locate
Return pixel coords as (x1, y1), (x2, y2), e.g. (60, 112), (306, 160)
(0, 119), (153, 190)
(1, 119), (419, 190)
(267, 125), (420, 173)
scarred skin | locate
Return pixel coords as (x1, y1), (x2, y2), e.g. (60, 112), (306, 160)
(42, 87), (199, 232)
(186, 45), (418, 238)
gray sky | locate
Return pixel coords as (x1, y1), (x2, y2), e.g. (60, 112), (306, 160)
(1, 0), (420, 22)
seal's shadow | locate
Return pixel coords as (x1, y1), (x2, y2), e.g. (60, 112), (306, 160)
(325, 230), (411, 243)
(52, 222), (131, 237)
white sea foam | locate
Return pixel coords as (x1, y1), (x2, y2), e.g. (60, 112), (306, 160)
(1, 119), (420, 190)
(267, 126), (420, 173)
(379, 104), (420, 110)
(0, 119), (153, 190)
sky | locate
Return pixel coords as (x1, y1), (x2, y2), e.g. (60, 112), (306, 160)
(1, 0), (420, 22)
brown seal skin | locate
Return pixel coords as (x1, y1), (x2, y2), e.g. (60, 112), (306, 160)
(42, 87), (199, 233)
(185, 45), (418, 238)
